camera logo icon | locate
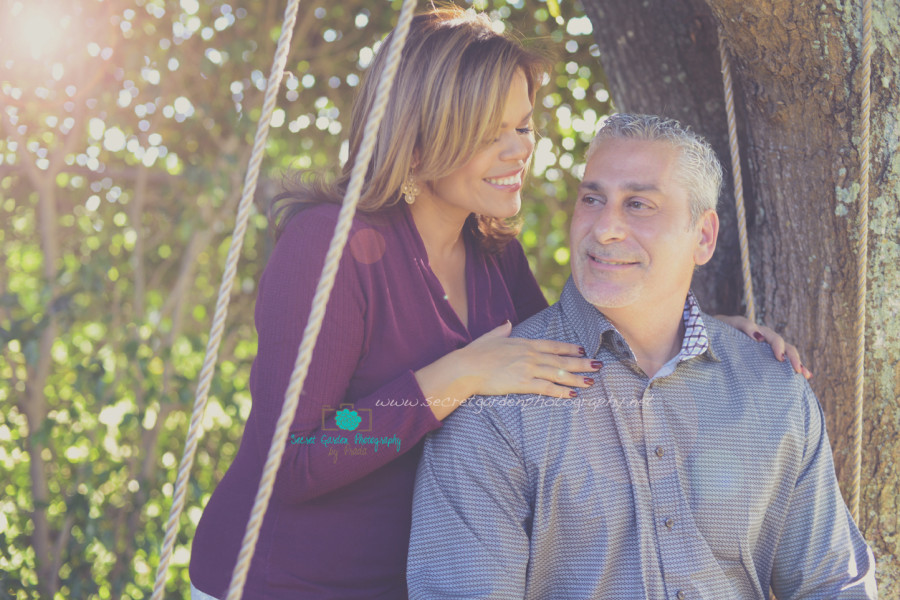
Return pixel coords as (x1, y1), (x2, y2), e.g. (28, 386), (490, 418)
(322, 403), (372, 432)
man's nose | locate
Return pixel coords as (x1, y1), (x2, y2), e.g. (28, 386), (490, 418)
(592, 204), (628, 244)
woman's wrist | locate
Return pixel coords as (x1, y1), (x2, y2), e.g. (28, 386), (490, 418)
(414, 349), (479, 420)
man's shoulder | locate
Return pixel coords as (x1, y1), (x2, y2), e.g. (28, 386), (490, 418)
(696, 317), (820, 463)
(510, 301), (567, 341)
(703, 314), (809, 395)
(425, 391), (529, 462)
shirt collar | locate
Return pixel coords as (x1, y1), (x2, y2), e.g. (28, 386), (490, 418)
(559, 277), (618, 358)
(679, 289), (715, 363)
(559, 276), (717, 365)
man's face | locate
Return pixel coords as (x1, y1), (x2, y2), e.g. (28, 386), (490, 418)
(569, 138), (718, 317)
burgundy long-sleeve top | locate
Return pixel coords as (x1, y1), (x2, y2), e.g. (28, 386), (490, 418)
(189, 202), (548, 599)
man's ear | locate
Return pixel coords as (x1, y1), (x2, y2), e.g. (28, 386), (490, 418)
(693, 210), (719, 266)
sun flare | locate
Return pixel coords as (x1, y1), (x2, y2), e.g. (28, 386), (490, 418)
(5, 1), (72, 62)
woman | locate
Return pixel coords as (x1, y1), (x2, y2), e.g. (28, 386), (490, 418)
(189, 8), (806, 599)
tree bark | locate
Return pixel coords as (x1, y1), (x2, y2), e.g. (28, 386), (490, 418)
(24, 157), (60, 600)
(0, 110), (64, 597)
(583, 0), (899, 593)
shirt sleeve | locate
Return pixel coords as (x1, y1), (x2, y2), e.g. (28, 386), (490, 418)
(770, 384), (877, 599)
(498, 238), (548, 324)
(407, 402), (532, 599)
(249, 208), (442, 504)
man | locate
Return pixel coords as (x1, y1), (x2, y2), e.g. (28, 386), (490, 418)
(407, 114), (876, 599)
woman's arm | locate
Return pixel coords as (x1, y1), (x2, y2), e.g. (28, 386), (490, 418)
(416, 239), (596, 420)
(251, 213), (598, 502)
(250, 211), (442, 504)
(415, 321), (599, 420)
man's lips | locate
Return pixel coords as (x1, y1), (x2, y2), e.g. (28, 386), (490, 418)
(587, 253), (641, 267)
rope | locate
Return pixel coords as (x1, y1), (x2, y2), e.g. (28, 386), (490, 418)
(150, 0), (302, 596)
(849, 0), (872, 525)
(717, 30), (756, 323)
(224, 0), (419, 596)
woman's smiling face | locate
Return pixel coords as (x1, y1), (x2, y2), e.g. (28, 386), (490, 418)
(418, 69), (535, 221)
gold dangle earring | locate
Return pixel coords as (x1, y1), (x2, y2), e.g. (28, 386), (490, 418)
(401, 175), (420, 205)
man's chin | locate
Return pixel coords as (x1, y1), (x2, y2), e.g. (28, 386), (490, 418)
(576, 282), (641, 311)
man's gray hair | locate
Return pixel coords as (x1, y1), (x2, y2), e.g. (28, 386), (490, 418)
(585, 114), (723, 225)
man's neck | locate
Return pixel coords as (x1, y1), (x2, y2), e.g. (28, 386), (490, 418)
(601, 297), (687, 378)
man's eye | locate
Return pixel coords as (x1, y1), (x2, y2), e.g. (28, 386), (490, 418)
(582, 195), (601, 205)
(628, 199), (650, 209)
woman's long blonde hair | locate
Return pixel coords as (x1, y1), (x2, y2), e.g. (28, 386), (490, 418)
(271, 6), (548, 251)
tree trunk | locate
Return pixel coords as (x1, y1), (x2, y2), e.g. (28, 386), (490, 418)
(582, 0), (899, 593)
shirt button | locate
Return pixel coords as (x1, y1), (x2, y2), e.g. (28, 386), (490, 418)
(665, 518), (674, 529)
(677, 591), (686, 600)
(655, 446), (665, 458)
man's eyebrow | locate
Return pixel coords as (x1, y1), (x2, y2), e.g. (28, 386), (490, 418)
(578, 180), (661, 193)
(501, 108), (534, 128)
(623, 181), (661, 193)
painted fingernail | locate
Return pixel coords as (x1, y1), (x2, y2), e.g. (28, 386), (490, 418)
(780, 353), (786, 361)
(584, 377), (594, 385)
(578, 347), (586, 356)
(569, 390), (578, 398)
(591, 361), (603, 369)
(753, 332), (765, 342)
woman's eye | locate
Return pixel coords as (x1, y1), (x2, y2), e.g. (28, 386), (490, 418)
(492, 127), (533, 143)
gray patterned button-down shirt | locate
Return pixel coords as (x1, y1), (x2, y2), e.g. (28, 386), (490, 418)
(408, 278), (876, 600)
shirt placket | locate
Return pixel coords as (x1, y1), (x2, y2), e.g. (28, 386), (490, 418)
(597, 356), (664, 600)
(643, 381), (695, 600)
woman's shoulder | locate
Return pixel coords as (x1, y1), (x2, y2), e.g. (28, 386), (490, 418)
(279, 202), (397, 234)
(273, 203), (411, 279)
(278, 203), (400, 247)
(279, 202), (342, 237)
(260, 204), (380, 304)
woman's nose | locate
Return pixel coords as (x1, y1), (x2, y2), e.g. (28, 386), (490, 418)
(500, 131), (534, 162)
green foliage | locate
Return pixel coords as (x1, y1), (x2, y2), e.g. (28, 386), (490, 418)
(0, 0), (608, 597)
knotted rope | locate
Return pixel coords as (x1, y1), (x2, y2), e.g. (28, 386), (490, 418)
(152, 0), (304, 596)
(717, 29), (756, 323)
(849, 0), (872, 525)
(223, 0), (419, 596)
